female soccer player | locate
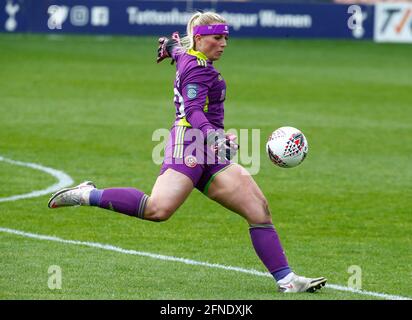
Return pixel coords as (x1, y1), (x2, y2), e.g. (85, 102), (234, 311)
(48, 11), (327, 293)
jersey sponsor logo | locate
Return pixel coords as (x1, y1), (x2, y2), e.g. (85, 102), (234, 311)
(184, 155), (197, 168)
(186, 84), (198, 99)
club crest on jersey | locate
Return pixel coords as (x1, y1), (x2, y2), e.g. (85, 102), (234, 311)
(187, 84), (198, 99)
(184, 155), (198, 168)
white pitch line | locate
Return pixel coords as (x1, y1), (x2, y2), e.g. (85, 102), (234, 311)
(0, 227), (410, 300)
(0, 156), (73, 202)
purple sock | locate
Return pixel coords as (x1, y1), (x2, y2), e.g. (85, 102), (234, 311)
(89, 188), (149, 219)
(249, 224), (292, 281)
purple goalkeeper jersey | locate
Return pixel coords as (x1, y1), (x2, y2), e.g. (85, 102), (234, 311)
(171, 48), (226, 137)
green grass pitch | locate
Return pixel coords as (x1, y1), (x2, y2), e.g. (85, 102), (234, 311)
(0, 34), (411, 300)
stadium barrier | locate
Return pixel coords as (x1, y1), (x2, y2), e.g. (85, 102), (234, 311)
(1, 0), (411, 42)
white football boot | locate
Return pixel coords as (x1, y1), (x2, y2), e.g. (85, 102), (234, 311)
(48, 181), (96, 208)
(277, 272), (327, 293)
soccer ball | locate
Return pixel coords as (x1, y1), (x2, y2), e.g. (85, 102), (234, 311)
(266, 126), (309, 168)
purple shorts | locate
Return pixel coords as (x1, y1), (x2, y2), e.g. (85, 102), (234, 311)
(159, 126), (232, 193)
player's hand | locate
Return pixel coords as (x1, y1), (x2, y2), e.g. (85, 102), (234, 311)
(225, 133), (239, 160)
(156, 32), (181, 64)
(207, 131), (239, 162)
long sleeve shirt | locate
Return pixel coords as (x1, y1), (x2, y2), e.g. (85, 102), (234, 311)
(171, 48), (227, 138)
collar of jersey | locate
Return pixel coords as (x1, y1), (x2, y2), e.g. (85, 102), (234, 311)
(187, 49), (208, 61)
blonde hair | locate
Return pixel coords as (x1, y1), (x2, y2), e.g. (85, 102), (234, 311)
(181, 11), (227, 50)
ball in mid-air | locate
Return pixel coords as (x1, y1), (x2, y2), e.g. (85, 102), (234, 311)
(266, 126), (309, 168)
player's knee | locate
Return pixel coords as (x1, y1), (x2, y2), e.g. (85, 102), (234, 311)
(245, 196), (272, 225)
(257, 196), (272, 219)
(144, 201), (174, 222)
(152, 208), (174, 222)
(261, 197), (271, 216)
